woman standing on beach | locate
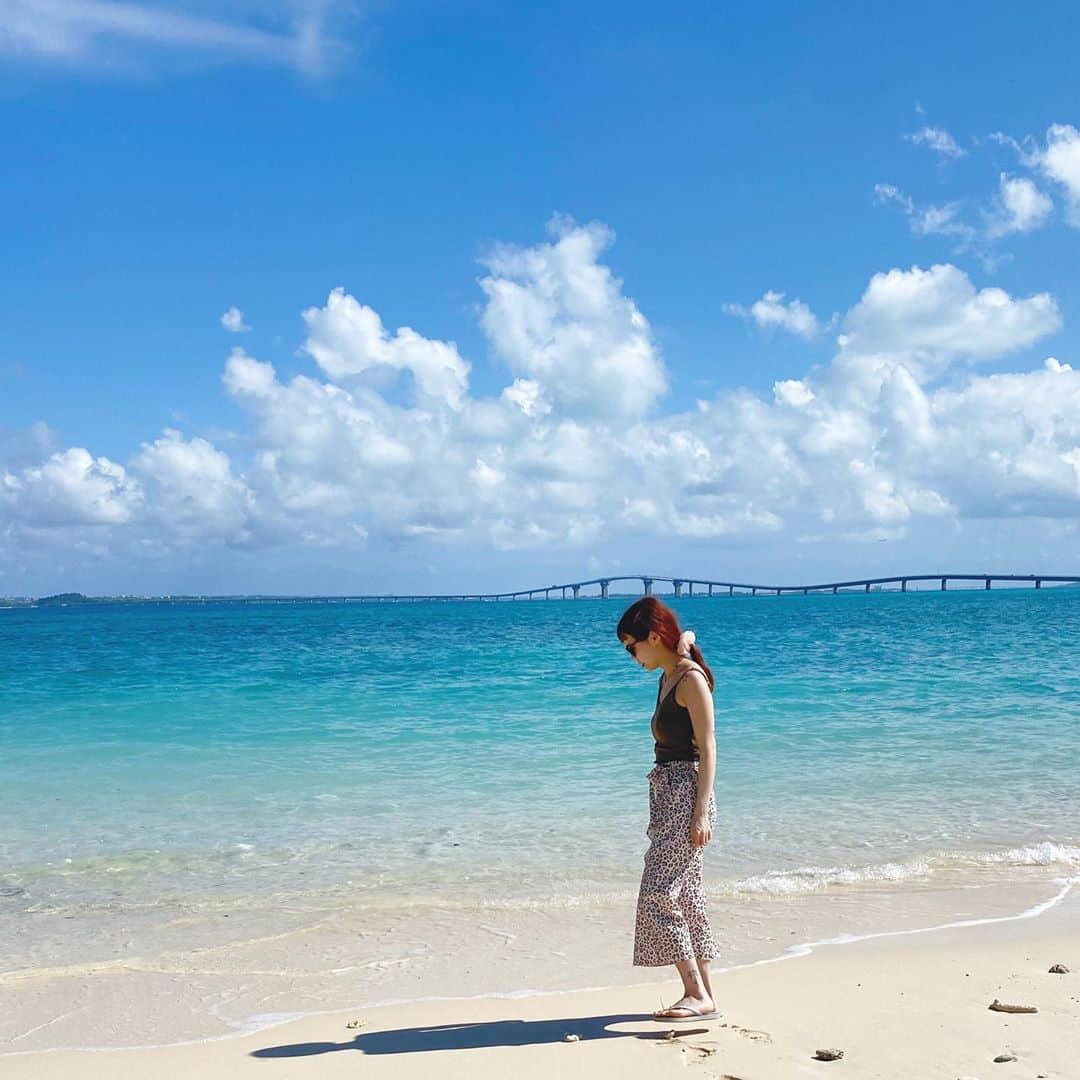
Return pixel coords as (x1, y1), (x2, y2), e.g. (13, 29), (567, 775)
(618, 596), (720, 1023)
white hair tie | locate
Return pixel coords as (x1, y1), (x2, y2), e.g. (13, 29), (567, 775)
(676, 629), (696, 657)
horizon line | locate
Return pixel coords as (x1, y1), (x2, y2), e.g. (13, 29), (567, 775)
(7, 571), (1080, 605)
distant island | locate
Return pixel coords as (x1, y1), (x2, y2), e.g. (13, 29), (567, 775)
(0, 592), (339, 608)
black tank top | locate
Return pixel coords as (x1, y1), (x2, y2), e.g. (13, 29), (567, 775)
(651, 663), (708, 764)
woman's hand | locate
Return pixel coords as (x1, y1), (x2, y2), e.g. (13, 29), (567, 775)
(690, 809), (712, 848)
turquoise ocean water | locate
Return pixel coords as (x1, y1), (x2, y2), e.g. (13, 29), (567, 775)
(2, 588), (1079, 972)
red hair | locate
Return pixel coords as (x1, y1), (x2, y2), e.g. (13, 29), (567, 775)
(616, 596), (715, 691)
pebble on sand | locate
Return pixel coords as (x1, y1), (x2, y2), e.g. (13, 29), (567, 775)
(812, 1048), (844, 1061)
(988, 998), (1038, 1013)
(1048, 963), (1069, 974)
(993, 1052), (1018, 1063)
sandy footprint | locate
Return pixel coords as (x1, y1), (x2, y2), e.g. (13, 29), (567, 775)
(717, 1020), (773, 1043)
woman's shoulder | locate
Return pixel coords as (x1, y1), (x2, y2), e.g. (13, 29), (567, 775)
(675, 662), (711, 701)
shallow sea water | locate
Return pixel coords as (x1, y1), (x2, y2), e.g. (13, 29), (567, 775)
(2, 588), (1078, 1049)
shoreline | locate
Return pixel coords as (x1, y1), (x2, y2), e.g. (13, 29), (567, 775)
(4, 868), (1077, 1060)
(4, 873), (1078, 1079)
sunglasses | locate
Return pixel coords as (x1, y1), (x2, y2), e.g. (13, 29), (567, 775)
(624, 639), (641, 657)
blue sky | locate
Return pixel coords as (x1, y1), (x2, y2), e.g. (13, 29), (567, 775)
(2, 1), (1080, 595)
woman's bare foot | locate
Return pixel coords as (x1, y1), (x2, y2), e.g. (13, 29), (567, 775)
(652, 993), (716, 1020)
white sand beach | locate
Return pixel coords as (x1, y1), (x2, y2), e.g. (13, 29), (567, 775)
(5, 876), (1077, 1080)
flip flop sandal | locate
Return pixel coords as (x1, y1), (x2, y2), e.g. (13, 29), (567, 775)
(652, 1005), (720, 1023)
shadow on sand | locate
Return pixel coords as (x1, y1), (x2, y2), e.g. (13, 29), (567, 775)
(250, 1012), (710, 1058)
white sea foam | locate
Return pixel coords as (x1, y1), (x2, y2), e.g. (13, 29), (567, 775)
(738, 874), (1080, 969)
(722, 858), (932, 896)
(962, 841), (1080, 867)
(717, 844), (1080, 897)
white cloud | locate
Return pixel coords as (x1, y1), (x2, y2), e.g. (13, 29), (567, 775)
(479, 215), (667, 420)
(874, 183), (975, 246)
(4, 226), (1077, 576)
(469, 457), (504, 492)
(500, 377), (551, 418)
(838, 263), (1060, 379)
(1030, 123), (1080, 225)
(874, 183), (913, 213)
(1, 447), (142, 527)
(220, 305), (250, 333)
(723, 290), (826, 339)
(223, 349), (415, 474)
(914, 203), (970, 239)
(0, 0), (346, 77)
(773, 379), (815, 408)
(0, 430), (258, 555)
(300, 287), (472, 411)
(881, 125), (1072, 252)
(130, 428), (254, 541)
(222, 346), (277, 399)
(985, 174), (1052, 238)
(905, 126), (967, 159)
(926, 356), (1080, 517)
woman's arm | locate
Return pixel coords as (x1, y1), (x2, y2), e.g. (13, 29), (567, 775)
(682, 670), (716, 847)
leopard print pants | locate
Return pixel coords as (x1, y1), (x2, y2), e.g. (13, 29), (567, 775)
(632, 759), (718, 967)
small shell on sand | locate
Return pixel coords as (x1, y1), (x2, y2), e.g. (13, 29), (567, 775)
(1048, 963), (1069, 973)
(812, 1048), (844, 1061)
(344, 1019), (364, 1030)
(994, 1052), (1018, 1062)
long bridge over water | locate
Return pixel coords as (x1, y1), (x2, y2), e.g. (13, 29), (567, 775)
(330, 573), (1080, 602)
